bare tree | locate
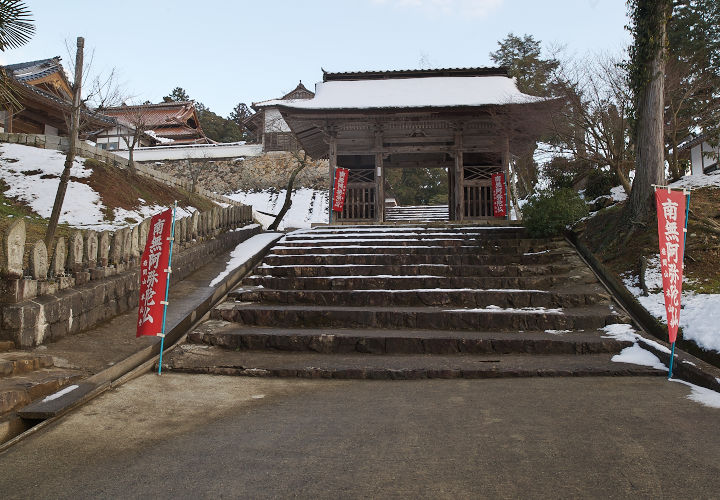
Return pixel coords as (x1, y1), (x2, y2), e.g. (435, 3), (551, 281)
(45, 36), (84, 248)
(268, 150), (311, 231)
(116, 105), (152, 174)
(181, 153), (212, 193)
(545, 54), (634, 194)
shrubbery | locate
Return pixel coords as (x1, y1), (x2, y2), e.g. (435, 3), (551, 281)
(583, 170), (614, 200)
(522, 188), (589, 237)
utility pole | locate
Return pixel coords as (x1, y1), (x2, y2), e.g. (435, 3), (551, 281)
(45, 36), (84, 248)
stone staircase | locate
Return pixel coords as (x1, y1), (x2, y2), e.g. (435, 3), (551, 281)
(385, 205), (449, 221)
(163, 224), (665, 379)
(1, 344), (84, 440)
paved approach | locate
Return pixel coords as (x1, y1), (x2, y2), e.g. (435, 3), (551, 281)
(1, 374), (719, 499)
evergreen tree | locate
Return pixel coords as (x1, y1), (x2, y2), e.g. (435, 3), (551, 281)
(625, 0), (672, 224)
(163, 87), (190, 102)
(195, 102), (245, 143)
(229, 102), (252, 126)
(489, 33), (559, 97)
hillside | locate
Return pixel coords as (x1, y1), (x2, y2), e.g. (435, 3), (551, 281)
(0, 142), (216, 247)
(576, 172), (720, 354)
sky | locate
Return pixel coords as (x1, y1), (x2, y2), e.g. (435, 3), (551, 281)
(4, 0), (631, 117)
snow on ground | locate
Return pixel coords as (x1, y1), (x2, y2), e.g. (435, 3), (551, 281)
(670, 379), (720, 409)
(622, 256), (720, 353)
(0, 143), (200, 230)
(610, 185), (628, 202)
(226, 188), (328, 230)
(670, 170), (720, 189)
(611, 344), (667, 371)
(208, 232), (283, 287)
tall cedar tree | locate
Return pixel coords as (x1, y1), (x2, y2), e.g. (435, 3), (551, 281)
(625, 0), (672, 225)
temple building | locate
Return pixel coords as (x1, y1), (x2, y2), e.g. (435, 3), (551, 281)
(244, 82), (314, 152)
(275, 67), (556, 222)
(97, 101), (212, 149)
(1, 57), (113, 135)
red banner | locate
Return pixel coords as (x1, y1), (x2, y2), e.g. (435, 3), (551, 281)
(492, 172), (507, 217)
(332, 168), (350, 212)
(137, 209), (173, 337)
(655, 189), (687, 343)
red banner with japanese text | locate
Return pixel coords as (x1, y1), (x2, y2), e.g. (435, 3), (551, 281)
(492, 172), (507, 217)
(332, 167), (350, 212)
(655, 189), (686, 343)
(136, 208), (173, 337)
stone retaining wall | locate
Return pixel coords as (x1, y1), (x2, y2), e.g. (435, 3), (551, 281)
(147, 152), (329, 194)
(0, 224), (261, 348)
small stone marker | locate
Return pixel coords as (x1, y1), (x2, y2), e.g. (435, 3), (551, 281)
(29, 240), (48, 280)
(98, 231), (110, 267)
(139, 218), (151, 253)
(51, 237), (67, 276)
(191, 211), (199, 239)
(130, 225), (140, 260)
(85, 231), (98, 268)
(68, 231), (84, 272)
(4, 219), (26, 277)
(121, 227), (132, 262)
(109, 230), (123, 265)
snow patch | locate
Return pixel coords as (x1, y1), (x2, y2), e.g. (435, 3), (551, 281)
(611, 344), (667, 371)
(42, 384), (79, 402)
(670, 379), (720, 409)
(208, 233), (283, 287)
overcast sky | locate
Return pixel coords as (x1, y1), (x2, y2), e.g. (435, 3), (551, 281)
(4, 0), (630, 116)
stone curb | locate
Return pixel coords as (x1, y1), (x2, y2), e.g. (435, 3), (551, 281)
(566, 230), (720, 393)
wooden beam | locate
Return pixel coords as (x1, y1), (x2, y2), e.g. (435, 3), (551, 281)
(454, 125), (464, 221)
(374, 124), (384, 223)
(328, 132), (337, 223)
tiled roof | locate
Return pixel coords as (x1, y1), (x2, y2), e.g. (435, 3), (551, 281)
(16, 80), (115, 126)
(5, 56), (67, 83)
(322, 66), (509, 82)
(103, 101), (199, 129)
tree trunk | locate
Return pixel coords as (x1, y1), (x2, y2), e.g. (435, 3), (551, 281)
(626, 3), (668, 225)
(128, 145), (136, 174)
(45, 37), (83, 248)
(269, 154), (307, 231)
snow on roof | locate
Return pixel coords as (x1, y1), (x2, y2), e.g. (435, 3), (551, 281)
(274, 76), (548, 111)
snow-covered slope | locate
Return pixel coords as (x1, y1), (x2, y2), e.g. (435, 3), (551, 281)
(226, 188), (329, 230)
(0, 143), (198, 229)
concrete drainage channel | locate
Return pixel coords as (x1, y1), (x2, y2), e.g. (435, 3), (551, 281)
(0, 235), (282, 453)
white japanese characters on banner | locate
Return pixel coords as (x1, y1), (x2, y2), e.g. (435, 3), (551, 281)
(491, 172), (507, 217)
(654, 189), (687, 344)
(137, 209), (172, 337)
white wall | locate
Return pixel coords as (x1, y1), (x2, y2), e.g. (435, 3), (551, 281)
(690, 141), (719, 175)
(114, 142), (263, 161)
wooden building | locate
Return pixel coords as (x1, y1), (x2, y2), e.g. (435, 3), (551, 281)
(1, 57), (113, 135)
(98, 101), (212, 149)
(276, 68), (555, 222)
(244, 82), (314, 152)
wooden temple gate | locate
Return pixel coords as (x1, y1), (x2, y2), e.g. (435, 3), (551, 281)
(276, 68), (552, 223)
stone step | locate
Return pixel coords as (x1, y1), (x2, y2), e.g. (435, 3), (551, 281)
(230, 288), (609, 309)
(254, 263), (576, 278)
(274, 238), (565, 249)
(0, 369), (83, 415)
(262, 250), (576, 267)
(160, 347), (665, 380)
(269, 243), (566, 256)
(284, 228), (528, 241)
(211, 303), (622, 332)
(187, 322), (631, 356)
(0, 352), (55, 377)
(243, 273), (598, 291)
(0, 341), (15, 353)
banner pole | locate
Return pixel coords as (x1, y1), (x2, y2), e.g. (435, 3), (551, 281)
(668, 342), (676, 379)
(157, 201), (177, 375)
